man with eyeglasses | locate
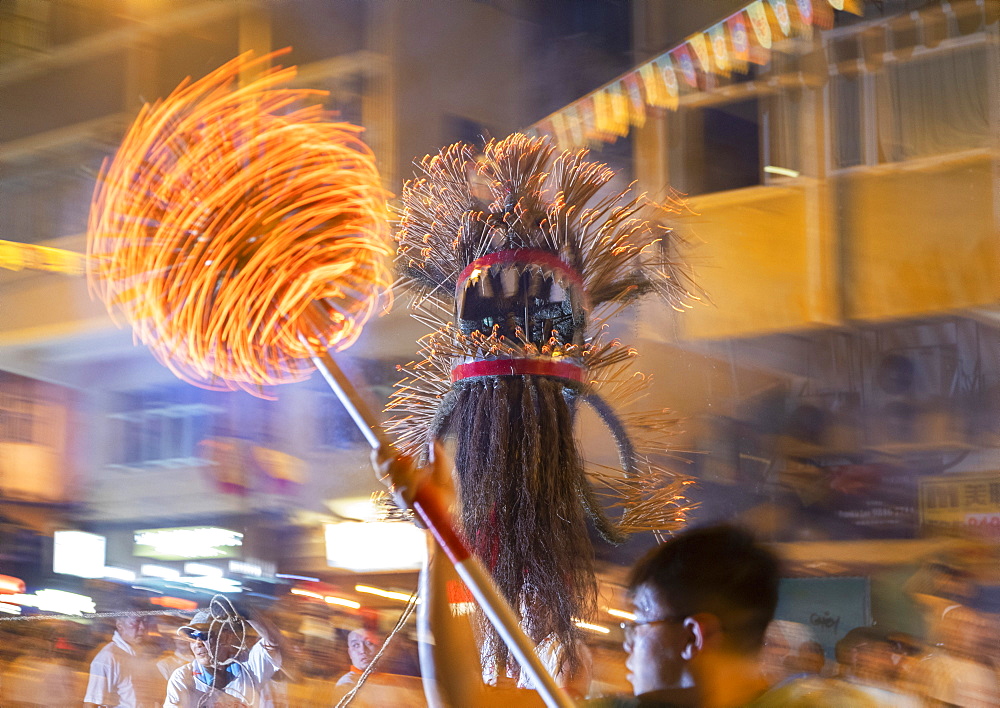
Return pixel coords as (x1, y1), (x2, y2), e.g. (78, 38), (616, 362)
(607, 524), (779, 707)
(380, 446), (860, 707)
(163, 604), (283, 708)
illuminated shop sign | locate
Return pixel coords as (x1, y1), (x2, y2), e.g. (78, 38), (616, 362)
(134, 526), (243, 560)
(325, 521), (426, 572)
(920, 473), (1000, 538)
(0, 575), (25, 594)
(53, 530), (106, 578)
(7, 589), (95, 616)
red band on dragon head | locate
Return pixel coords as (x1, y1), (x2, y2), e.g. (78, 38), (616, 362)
(451, 358), (587, 383)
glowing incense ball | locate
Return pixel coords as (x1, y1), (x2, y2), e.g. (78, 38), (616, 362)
(87, 52), (392, 394)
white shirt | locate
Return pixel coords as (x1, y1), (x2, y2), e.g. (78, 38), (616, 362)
(84, 631), (163, 708)
(921, 650), (1000, 707)
(163, 641), (280, 708)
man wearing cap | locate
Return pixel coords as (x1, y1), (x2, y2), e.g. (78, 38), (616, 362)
(84, 614), (163, 708)
(164, 604), (283, 708)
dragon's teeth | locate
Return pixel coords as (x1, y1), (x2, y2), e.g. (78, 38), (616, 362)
(527, 271), (543, 297)
(501, 267), (519, 296)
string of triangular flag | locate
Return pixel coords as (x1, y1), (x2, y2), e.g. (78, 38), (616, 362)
(528, 0), (863, 147)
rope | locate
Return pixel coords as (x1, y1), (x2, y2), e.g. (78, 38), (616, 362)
(0, 608), (193, 622)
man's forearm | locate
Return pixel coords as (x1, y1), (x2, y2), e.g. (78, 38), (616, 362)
(418, 537), (546, 708)
(247, 611), (282, 652)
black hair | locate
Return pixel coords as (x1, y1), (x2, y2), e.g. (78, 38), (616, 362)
(627, 524), (781, 655)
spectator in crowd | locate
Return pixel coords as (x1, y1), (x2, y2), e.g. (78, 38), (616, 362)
(789, 641), (826, 677)
(918, 603), (1000, 707)
(164, 603), (283, 708)
(336, 628), (381, 687)
(833, 626), (920, 707)
(156, 628), (194, 682)
(84, 614), (163, 708)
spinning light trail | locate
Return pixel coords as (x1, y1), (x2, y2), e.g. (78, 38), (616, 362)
(86, 51), (392, 394)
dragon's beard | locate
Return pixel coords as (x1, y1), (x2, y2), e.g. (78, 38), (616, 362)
(443, 374), (596, 675)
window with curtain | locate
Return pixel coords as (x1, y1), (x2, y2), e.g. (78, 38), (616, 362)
(831, 72), (864, 169)
(876, 44), (992, 163)
(766, 89), (805, 175)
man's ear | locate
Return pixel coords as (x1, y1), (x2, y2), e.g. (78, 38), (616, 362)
(681, 613), (722, 660)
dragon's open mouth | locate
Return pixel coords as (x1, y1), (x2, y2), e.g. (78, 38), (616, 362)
(455, 249), (585, 346)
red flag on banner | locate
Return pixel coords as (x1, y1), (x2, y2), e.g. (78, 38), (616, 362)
(622, 73), (646, 126)
(811, 0), (834, 28)
(252, 445), (304, 493)
(579, 96), (599, 141)
(727, 11), (751, 70)
(670, 45), (698, 88)
(795, 0), (814, 25)
(199, 437), (252, 495)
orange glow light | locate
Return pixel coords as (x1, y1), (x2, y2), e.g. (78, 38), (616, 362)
(0, 575), (25, 595)
(87, 51), (392, 395)
(150, 596), (199, 611)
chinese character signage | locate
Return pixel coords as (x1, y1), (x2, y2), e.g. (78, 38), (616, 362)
(919, 473), (1000, 538)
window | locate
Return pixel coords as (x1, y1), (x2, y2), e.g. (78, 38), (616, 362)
(876, 45), (991, 162)
(110, 387), (222, 467)
(677, 99), (761, 196)
(831, 73), (864, 168)
(0, 378), (37, 444)
(764, 89), (805, 177)
(830, 40), (994, 168)
(0, 0), (50, 63)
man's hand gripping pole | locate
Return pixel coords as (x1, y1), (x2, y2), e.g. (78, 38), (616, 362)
(308, 346), (575, 708)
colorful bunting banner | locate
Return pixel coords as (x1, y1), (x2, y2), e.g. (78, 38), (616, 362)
(671, 44), (698, 87)
(687, 32), (712, 74)
(638, 61), (669, 108)
(747, 0), (773, 49)
(709, 23), (731, 75)
(828, 0), (864, 13)
(526, 0), (863, 148)
(610, 84), (631, 136)
(727, 11), (751, 71)
(550, 112), (569, 150)
(622, 73), (647, 126)
(769, 0), (792, 37)
(565, 104), (584, 146)
(796, 0), (814, 25)
(579, 96), (598, 141)
(661, 57), (679, 109)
